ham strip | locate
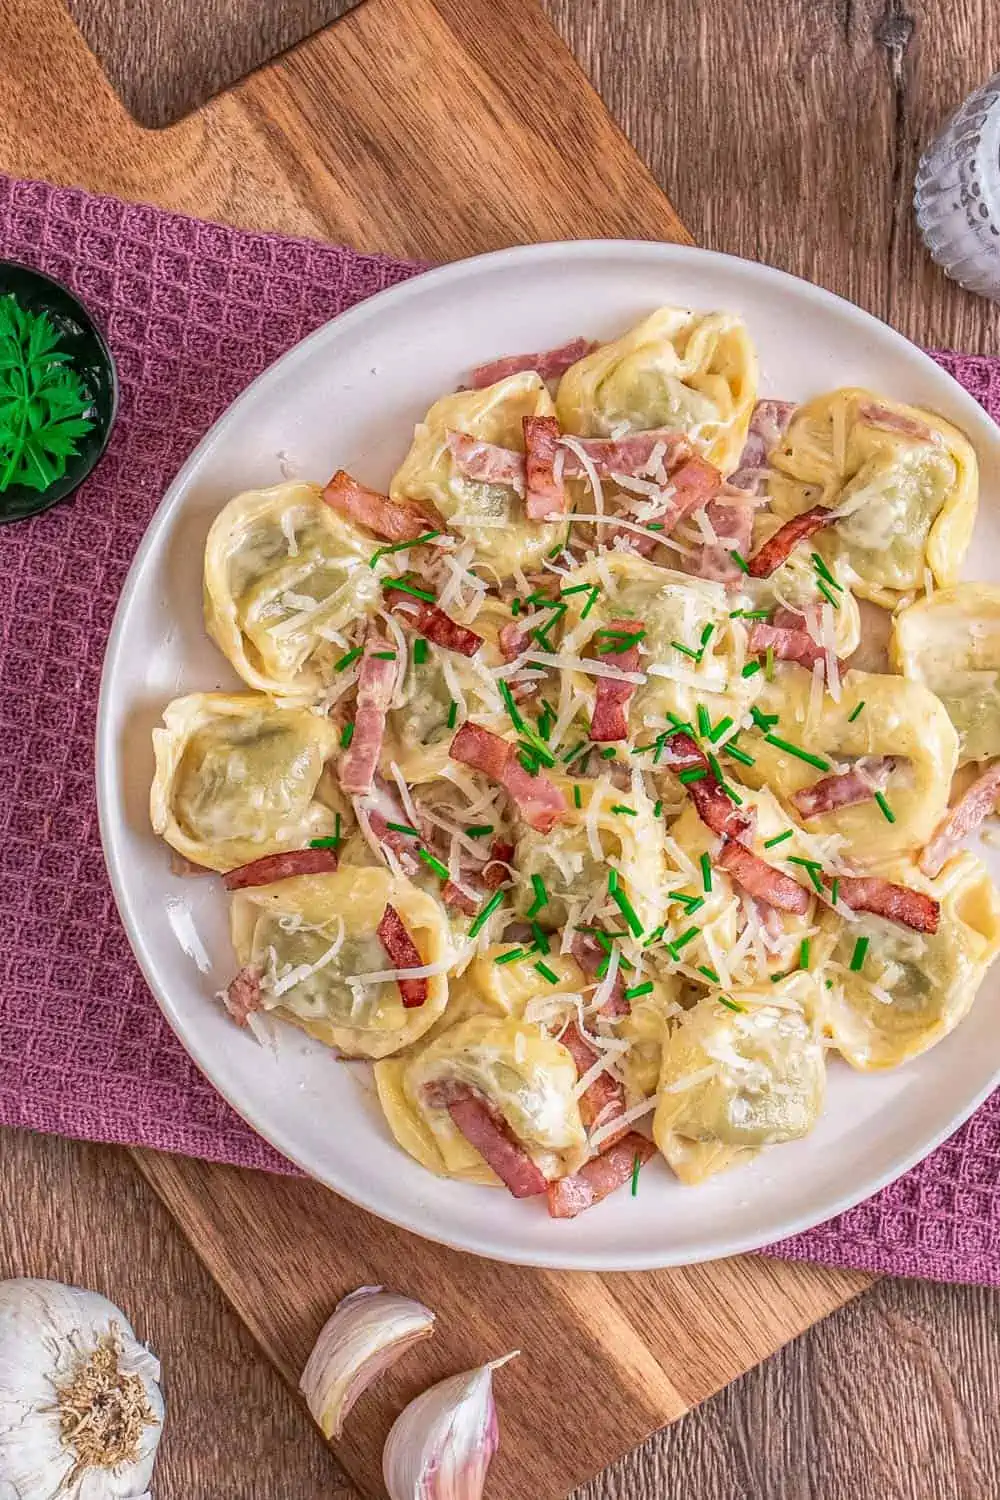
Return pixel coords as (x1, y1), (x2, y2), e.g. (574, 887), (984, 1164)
(338, 633), (397, 795)
(686, 493), (755, 583)
(608, 454), (721, 557)
(747, 505), (835, 577)
(589, 617), (642, 741)
(447, 427), (691, 489)
(523, 415), (567, 520)
(224, 965), (263, 1026)
(323, 469), (444, 543)
(560, 1022), (627, 1140)
(570, 932), (629, 1018)
(657, 731), (753, 841)
(727, 399), (797, 492)
(426, 1082), (547, 1197)
(747, 620), (832, 673)
(920, 763), (1000, 878)
(450, 723), (567, 833)
(468, 337), (595, 389)
(547, 1133), (656, 1219)
(793, 758), (896, 819)
(222, 847), (340, 891)
(446, 431), (525, 489)
(376, 903), (428, 1008)
(442, 838), (515, 915)
(385, 588), (483, 657)
(829, 875), (940, 935)
(858, 402), (938, 444)
(717, 838), (811, 915)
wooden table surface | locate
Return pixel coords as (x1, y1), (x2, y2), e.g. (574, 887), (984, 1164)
(5, 1), (1000, 1497)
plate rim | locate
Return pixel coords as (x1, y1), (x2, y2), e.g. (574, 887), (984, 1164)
(97, 236), (1000, 1270)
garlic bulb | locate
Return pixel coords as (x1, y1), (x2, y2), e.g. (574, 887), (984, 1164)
(0, 1279), (163, 1500)
(300, 1286), (435, 1440)
(382, 1352), (518, 1500)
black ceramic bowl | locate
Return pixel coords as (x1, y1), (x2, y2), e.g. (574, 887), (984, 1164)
(0, 261), (118, 524)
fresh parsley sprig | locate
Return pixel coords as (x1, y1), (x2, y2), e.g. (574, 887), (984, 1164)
(0, 297), (93, 494)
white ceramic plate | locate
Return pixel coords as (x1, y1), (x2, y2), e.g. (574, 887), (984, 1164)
(97, 240), (1000, 1270)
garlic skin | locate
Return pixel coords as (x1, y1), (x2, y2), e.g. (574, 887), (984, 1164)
(300, 1286), (435, 1440)
(0, 1279), (163, 1500)
(382, 1353), (518, 1500)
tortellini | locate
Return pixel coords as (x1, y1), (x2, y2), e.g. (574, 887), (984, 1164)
(820, 854), (1000, 1070)
(151, 693), (340, 871)
(204, 481), (382, 696)
(390, 373), (561, 578)
(653, 975), (826, 1184)
(375, 1014), (587, 1185)
(891, 583), (1000, 764)
(767, 389), (978, 607)
(230, 868), (451, 1058)
(742, 666), (959, 859)
(555, 306), (758, 472)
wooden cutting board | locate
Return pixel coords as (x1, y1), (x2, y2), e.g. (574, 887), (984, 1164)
(0, 0), (872, 1494)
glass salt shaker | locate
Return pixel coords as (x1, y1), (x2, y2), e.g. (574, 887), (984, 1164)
(915, 73), (1000, 299)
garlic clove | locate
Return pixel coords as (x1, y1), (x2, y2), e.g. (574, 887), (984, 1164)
(300, 1285), (436, 1441)
(382, 1351), (518, 1500)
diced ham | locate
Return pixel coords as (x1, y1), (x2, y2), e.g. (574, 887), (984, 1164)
(385, 588), (483, 657)
(559, 1021), (627, 1140)
(747, 505), (836, 577)
(717, 838), (811, 915)
(747, 620), (831, 673)
(446, 431), (525, 489)
(498, 621), (531, 661)
(589, 617), (642, 741)
(467, 337), (596, 389)
(793, 758), (896, 820)
(727, 399), (797, 492)
(547, 1133), (656, 1219)
(447, 426), (692, 492)
(608, 454), (721, 557)
(857, 402), (938, 444)
(657, 732), (753, 841)
(484, 839), (516, 886)
(450, 723), (567, 833)
(686, 493), (755, 584)
(222, 847), (340, 891)
(442, 839), (515, 915)
(829, 875), (940, 935)
(224, 965), (263, 1026)
(323, 469), (444, 543)
(361, 778), (424, 876)
(920, 762), (1000, 878)
(426, 1082), (547, 1198)
(376, 903), (428, 1008)
(523, 415), (567, 520)
(338, 633), (397, 796)
(570, 932), (629, 1018)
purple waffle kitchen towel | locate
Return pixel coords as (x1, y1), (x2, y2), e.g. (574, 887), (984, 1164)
(1, 174), (999, 1285)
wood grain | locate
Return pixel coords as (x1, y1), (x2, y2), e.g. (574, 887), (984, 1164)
(62, 0), (365, 128)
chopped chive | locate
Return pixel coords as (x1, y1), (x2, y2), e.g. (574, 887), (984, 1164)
(607, 869), (619, 893)
(765, 645), (775, 681)
(413, 638), (429, 665)
(562, 741), (590, 768)
(811, 552), (842, 590)
(697, 964), (720, 983)
(719, 780), (743, 806)
(668, 891), (705, 914)
(764, 829), (794, 849)
(573, 784), (582, 809)
(372, 651), (397, 661)
(706, 750), (727, 785)
(874, 791), (896, 824)
(769, 971), (787, 983)
(446, 700), (458, 729)
(763, 733), (831, 772)
(510, 597), (522, 617)
(718, 995), (744, 1013)
(668, 926), (700, 957)
(369, 530), (442, 566)
(417, 847), (449, 880)
(608, 879), (644, 938)
(580, 584), (601, 620)
(700, 622), (715, 648)
(730, 549), (750, 574)
(724, 742), (755, 767)
(678, 766), (707, 785)
(495, 946), (527, 965)
(708, 715), (734, 743)
(599, 746), (617, 760)
(700, 852), (713, 893)
(517, 751), (539, 775)
(631, 1152), (642, 1197)
(611, 803), (637, 816)
(468, 889), (505, 937)
(335, 645), (363, 671)
(730, 608), (770, 620)
(653, 799), (663, 818)
(535, 960), (560, 984)
(847, 700), (865, 723)
(385, 821), (419, 836)
(741, 660), (763, 678)
(850, 936), (870, 972)
(751, 705), (780, 731)
(465, 824), (493, 838)
(671, 640), (701, 662)
(831, 877), (840, 906)
(499, 679), (526, 732)
(625, 981), (654, 1001)
(340, 721), (355, 749)
(643, 924), (666, 948)
(383, 577), (436, 602)
(816, 578), (840, 611)
(799, 938), (811, 970)
(596, 627), (645, 654)
(697, 703), (712, 737)
(518, 735), (556, 768)
(560, 583), (594, 597)
(527, 874), (549, 917)
(309, 836), (340, 849)
(530, 921), (551, 954)
(787, 856), (825, 894)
